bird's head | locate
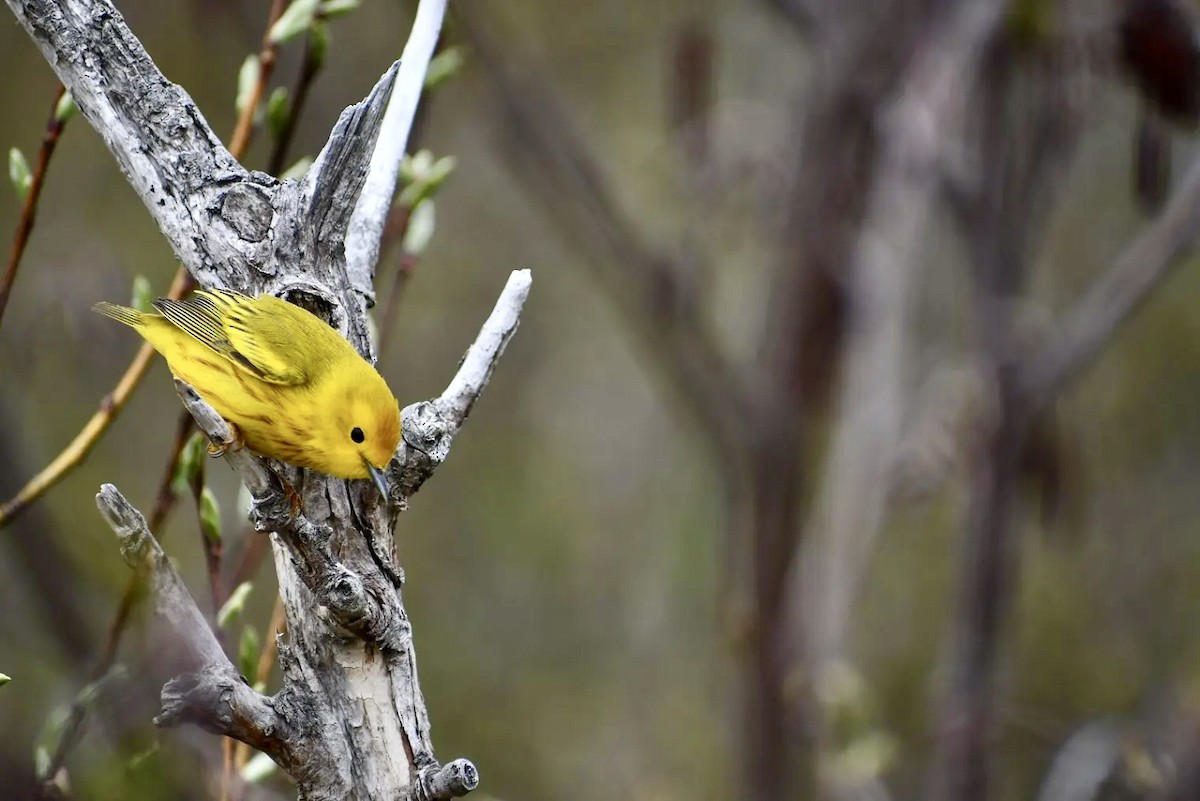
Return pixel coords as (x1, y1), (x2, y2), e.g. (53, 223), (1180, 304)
(330, 369), (402, 496)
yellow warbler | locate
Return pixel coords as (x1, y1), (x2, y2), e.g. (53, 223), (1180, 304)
(94, 288), (400, 495)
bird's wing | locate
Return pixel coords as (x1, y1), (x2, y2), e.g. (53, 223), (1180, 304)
(153, 290), (308, 385)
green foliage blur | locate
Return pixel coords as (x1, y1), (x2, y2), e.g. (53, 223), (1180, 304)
(1, 2), (1199, 801)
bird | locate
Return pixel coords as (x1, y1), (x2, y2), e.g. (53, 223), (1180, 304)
(94, 288), (401, 497)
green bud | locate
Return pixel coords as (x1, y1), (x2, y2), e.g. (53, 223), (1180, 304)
(235, 55), (262, 116)
(217, 582), (254, 630)
(8, 147), (31, 202)
(199, 487), (221, 544)
(425, 47), (465, 90)
(318, 0), (360, 19)
(174, 432), (206, 493)
(241, 751), (278, 783)
(238, 625), (260, 680)
(269, 0), (320, 44)
(130, 274), (153, 313)
(280, 156), (313, 181)
(0, 673), (10, 687)
(308, 20), (330, 70)
(266, 86), (290, 141)
(426, 155), (456, 189)
(54, 92), (77, 124)
(403, 200), (436, 256)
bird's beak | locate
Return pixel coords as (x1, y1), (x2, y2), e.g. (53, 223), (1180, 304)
(365, 459), (389, 498)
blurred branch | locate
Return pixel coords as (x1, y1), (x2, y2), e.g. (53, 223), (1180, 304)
(0, 82), (68, 331)
(94, 486), (290, 762)
(930, 27), (1088, 801)
(792, 0), (1004, 681)
(457, 6), (753, 463)
(1019, 150), (1200, 415)
(265, 28), (323, 177)
(227, 0), (287, 158)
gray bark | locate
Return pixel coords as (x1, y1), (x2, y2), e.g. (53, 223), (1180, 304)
(7, 0), (522, 798)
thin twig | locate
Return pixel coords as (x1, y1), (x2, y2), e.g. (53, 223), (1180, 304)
(234, 594), (287, 771)
(266, 29), (322, 177)
(0, 83), (67, 330)
(228, 0), (289, 159)
(1019, 149), (1200, 415)
(0, 267), (193, 529)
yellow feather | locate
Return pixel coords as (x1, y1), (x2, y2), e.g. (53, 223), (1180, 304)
(93, 291), (401, 483)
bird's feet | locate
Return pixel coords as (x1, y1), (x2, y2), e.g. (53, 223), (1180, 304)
(207, 421), (245, 457)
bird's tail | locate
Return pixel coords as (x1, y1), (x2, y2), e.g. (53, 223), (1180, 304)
(92, 301), (148, 328)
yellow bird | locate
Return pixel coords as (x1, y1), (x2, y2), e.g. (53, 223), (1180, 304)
(94, 288), (401, 495)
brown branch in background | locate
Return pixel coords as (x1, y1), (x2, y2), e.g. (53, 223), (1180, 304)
(930, 27), (1085, 801)
(375, 33), (441, 355)
(456, 6), (752, 461)
(228, 0), (288, 158)
(1019, 149), (1200, 416)
(266, 29), (322, 177)
(234, 595), (287, 772)
(0, 82), (67, 330)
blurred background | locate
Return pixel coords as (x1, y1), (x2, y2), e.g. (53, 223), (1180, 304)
(4, 1), (1200, 800)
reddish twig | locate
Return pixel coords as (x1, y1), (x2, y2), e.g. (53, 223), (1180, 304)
(266, 29), (323, 177)
(228, 0), (289, 158)
(0, 83), (69, 329)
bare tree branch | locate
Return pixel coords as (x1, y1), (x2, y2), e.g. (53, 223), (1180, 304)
(8, 0), (493, 798)
(94, 485), (288, 761)
(456, 7), (754, 464)
(1019, 150), (1200, 415)
(793, 0), (1005, 679)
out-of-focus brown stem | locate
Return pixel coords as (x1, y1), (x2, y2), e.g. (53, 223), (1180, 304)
(266, 30), (323, 177)
(0, 83), (67, 330)
(228, 0), (289, 159)
(234, 594), (287, 770)
(376, 206), (416, 355)
(37, 414), (195, 794)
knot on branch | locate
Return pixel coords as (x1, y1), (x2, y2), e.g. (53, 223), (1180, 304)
(217, 181), (275, 244)
(389, 401), (452, 506)
(412, 758), (480, 801)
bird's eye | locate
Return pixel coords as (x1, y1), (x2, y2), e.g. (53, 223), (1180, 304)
(350, 427), (365, 444)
